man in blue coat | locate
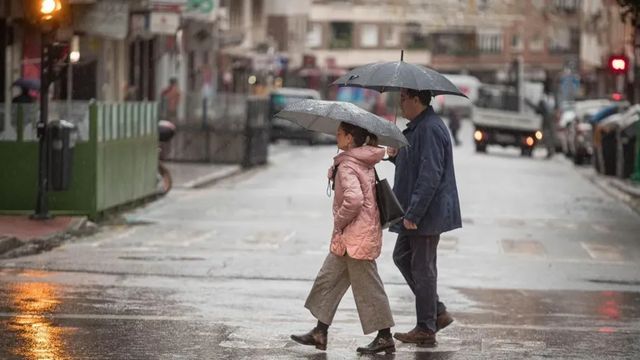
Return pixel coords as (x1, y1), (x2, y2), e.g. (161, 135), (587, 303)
(387, 88), (462, 346)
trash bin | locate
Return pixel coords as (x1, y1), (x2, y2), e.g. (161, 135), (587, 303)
(620, 123), (637, 179)
(615, 105), (640, 179)
(47, 120), (77, 191)
(595, 114), (621, 176)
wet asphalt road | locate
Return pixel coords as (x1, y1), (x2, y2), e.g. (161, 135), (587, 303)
(1, 121), (640, 359)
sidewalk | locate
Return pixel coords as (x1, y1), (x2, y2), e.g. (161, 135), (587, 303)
(0, 162), (246, 258)
(0, 215), (87, 258)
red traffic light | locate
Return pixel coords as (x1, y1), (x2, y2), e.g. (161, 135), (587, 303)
(608, 55), (629, 74)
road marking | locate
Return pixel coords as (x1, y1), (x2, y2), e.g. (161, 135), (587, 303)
(581, 242), (625, 262)
(501, 239), (546, 256)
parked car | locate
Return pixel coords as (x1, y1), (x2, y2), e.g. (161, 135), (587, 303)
(268, 87), (335, 145)
(557, 107), (576, 155)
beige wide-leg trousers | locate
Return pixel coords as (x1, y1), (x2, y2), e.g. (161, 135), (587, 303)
(304, 253), (395, 334)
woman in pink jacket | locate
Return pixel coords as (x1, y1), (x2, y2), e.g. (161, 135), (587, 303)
(290, 122), (395, 355)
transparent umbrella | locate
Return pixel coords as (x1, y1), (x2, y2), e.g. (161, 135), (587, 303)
(274, 99), (409, 148)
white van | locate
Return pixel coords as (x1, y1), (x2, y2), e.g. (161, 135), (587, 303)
(432, 74), (480, 118)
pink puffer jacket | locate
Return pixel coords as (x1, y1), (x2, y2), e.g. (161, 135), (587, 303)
(330, 145), (385, 260)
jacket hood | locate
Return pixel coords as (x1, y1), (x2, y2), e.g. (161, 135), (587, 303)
(334, 145), (385, 167)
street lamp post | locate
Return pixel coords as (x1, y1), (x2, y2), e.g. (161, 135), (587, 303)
(32, 0), (64, 219)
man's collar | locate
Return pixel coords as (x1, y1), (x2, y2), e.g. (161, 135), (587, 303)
(406, 106), (433, 130)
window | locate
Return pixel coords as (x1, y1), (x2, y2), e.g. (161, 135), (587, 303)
(477, 32), (503, 54)
(383, 25), (401, 47)
(529, 33), (544, 52)
(477, 0), (489, 11)
(553, 0), (579, 12)
(360, 24), (379, 48)
(431, 32), (477, 56)
(406, 22), (429, 49)
(307, 23), (322, 48)
(548, 27), (579, 53)
(511, 34), (522, 51)
(330, 22), (353, 49)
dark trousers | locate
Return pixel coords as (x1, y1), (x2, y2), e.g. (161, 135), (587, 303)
(393, 234), (445, 332)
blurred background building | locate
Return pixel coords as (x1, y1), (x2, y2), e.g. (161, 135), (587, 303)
(0, 0), (636, 119)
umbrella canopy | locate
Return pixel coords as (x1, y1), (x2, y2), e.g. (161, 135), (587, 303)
(274, 99), (409, 148)
(13, 78), (41, 91)
(331, 61), (467, 97)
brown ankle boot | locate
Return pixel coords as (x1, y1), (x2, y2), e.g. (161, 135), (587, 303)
(356, 333), (395, 354)
(290, 327), (327, 351)
(393, 327), (436, 347)
(436, 311), (454, 332)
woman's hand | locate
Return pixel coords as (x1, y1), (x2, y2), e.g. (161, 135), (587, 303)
(387, 147), (398, 157)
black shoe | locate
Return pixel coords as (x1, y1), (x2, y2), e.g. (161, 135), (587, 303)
(290, 327), (327, 351)
(356, 334), (395, 354)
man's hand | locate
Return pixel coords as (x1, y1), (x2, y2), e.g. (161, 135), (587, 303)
(387, 147), (398, 157)
(403, 218), (417, 230)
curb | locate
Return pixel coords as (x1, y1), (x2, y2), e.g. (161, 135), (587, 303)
(609, 179), (640, 198)
(0, 236), (23, 254)
(180, 165), (244, 189)
(585, 172), (640, 215)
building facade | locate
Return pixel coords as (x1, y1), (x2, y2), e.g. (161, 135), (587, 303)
(305, 0), (587, 87)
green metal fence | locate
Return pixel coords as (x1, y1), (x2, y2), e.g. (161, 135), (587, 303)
(0, 101), (158, 219)
(632, 121), (640, 183)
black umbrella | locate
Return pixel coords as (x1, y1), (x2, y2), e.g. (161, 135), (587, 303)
(275, 99), (409, 148)
(331, 51), (466, 97)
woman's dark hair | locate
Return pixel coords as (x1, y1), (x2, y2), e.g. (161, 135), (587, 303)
(405, 89), (432, 106)
(339, 122), (378, 147)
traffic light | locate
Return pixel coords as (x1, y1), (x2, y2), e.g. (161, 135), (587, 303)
(608, 54), (629, 75)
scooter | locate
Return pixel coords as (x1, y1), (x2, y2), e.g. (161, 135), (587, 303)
(157, 120), (176, 195)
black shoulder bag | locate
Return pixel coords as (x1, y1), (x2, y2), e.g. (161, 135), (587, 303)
(374, 169), (405, 229)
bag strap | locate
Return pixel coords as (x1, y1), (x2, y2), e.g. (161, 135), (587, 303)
(373, 167), (380, 183)
(327, 164), (338, 197)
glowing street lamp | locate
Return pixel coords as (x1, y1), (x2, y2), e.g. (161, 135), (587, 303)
(40, 0), (62, 21)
